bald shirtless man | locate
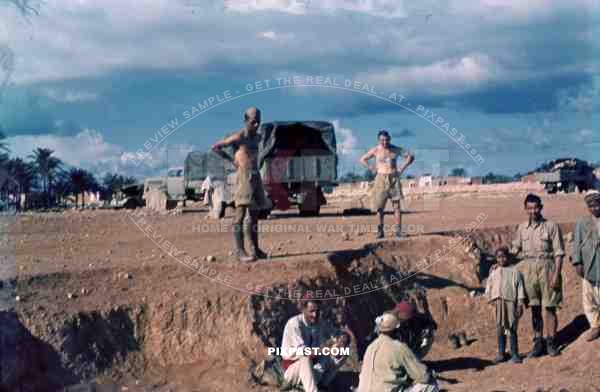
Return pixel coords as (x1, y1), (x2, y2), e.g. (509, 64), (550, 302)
(360, 130), (414, 239)
(211, 107), (271, 262)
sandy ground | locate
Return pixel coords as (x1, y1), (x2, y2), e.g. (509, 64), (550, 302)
(7, 191), (600, 392)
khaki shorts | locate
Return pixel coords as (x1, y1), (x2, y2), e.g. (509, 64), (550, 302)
(234, 168), (271, 210)
(517, 258), (563, 308)
(371, 173), (403, 211)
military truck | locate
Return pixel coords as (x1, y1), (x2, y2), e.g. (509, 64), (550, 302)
(112, 183), (144, 209)
(185, 121), (338, 217)
(535, 158), (596, 194)
(258, 121), (337, 216)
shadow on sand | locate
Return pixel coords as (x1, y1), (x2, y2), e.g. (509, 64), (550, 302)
(0, 311), (80, 391)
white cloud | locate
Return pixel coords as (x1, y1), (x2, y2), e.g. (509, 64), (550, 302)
(258, 31), (277, 40)
(225, 0), (309, 14)
(1, 0), (597, 119)
(41, 87), (98, 103)
(256, 30), (295, 42)
(5, 129), (172, 177)
(225, 0), (600, 19)
(332, 119), (364, 173)
(575, 128), (595, 144)
(359, 53), (501, 96)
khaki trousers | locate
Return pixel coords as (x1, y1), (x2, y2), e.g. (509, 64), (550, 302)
(583, 279), (600, 329)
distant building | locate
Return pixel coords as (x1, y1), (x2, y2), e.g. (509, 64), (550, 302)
(520, 173), (538, 183)
(418, 175), (433, 187)
(444, 176), (473, 186)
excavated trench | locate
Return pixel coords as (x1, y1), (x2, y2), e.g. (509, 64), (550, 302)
(2, 225), (529, 391)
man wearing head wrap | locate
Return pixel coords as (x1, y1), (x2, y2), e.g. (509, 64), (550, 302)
(359, 130), (414, 239)
(358, 312), (438, 392)
(572, 190), (600, 341)
(212, 107), (271, 262)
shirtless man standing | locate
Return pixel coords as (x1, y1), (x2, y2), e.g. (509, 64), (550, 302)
(211, 107), (271, 262)
(360, 130), (414, 239)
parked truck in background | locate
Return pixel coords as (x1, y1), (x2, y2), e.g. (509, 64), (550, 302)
(258, 121), (337, 216)
(184, 120), (338, 217)
(535, 158), (596, 194)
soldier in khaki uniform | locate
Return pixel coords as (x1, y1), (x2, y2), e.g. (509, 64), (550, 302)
(511, 193), (565, 357)
(359, 130), (414, 239)
(212, 107), (271, 262)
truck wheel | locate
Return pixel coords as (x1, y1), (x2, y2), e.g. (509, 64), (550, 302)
(258, 209), (271, 220)
(123, 198), (141, 209)
(545, 184), (557, 194)
(299, 204), (320, 217)
(299, 187), (321, 217)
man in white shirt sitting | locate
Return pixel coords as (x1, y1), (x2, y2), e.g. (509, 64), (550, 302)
(280, 295), (346, 392)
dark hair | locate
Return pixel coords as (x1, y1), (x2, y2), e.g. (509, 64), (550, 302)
(377, 130), (390, 139)
(300, 292), (319, 308)
(495, 246), (509, 256)
(301, 300), (319, 309)
(495, 246), (513, 265)
(524, 193), (542, 207)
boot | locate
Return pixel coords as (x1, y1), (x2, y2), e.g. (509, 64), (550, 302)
(448, 334), (461, 350)
(546, 336), (560, 357)
(494, 332), (507, 363)
(527, 337), (545, 358)
(509, 332), (522, 363)
(587, 327), (600, 342)
(458, 331), (469, 347)
(233, 224), (254, 262)
(393, 224), (404, 238)
(376, 224), (384, 239)
(244, 218), (266, 260)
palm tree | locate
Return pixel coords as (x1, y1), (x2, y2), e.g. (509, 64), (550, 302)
(68, 168), (86, 208)
(29, 147), (61, 207)
(0, 130), (8, 165)
(69, 168), (99, 208)
(4, 158), (34, 210)
(450, 167), (467, 177)
(53, 169), (71, 207)
(101, 173), (137, 201)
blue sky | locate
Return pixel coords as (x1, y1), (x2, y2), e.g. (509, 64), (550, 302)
(0, 0), (598, 179)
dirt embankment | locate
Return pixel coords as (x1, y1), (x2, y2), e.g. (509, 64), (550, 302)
(4, 194), (599, 391)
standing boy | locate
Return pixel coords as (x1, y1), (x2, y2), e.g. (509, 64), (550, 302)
(485, 246), (526, 364)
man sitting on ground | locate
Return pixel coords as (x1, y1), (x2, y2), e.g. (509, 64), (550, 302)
(280, 296), (346, 392)
(358, 312), (439, 392)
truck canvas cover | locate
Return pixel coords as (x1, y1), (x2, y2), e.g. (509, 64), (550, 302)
(185, 149), (235, 183)
(258, 121), (337, 183)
